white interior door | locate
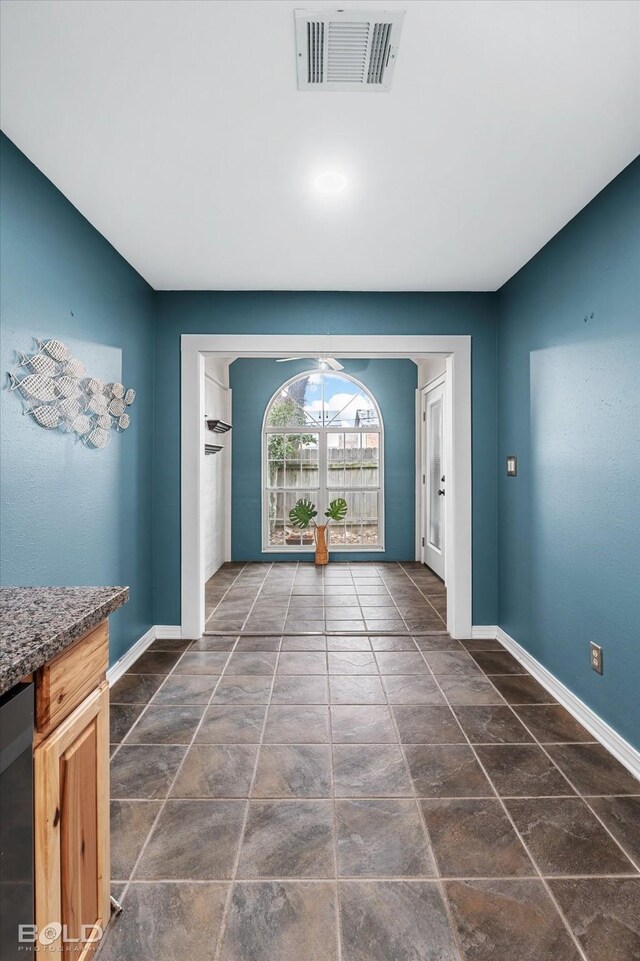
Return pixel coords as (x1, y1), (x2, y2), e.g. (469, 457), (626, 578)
(423, 380), (446, 580)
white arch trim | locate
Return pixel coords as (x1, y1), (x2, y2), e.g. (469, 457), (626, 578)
(181, 334), (472, 639)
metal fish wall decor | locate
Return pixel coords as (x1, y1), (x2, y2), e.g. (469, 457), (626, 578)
(7, 338), (137, 450)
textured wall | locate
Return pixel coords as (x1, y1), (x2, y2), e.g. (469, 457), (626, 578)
(4, 132), (637, 754)
(0, 134), (155, 664)
(497, 157), (640, 749)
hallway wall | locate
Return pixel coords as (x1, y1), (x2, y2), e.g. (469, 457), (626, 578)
(0, 133), (155, 664)
(2, 134), (637, 753)
(497, 157), (640, 750)
(229, 358), (417, 562)
(153, 292), (499, 629)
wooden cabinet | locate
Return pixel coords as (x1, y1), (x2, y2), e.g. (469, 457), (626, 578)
(35, 622), (109, 739)
(33, 627), (110, 959)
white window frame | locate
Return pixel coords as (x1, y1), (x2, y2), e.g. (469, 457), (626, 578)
(261, 370), (385, 552)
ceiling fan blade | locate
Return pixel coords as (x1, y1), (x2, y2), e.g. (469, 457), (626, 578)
(276, 357), (306, 363)
(325, 357), (344, 371)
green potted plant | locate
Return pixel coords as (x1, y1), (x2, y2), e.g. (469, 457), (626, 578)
(289, 497), (348, 565)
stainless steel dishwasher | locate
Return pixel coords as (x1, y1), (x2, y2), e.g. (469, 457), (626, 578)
(0, 681), (34, 959)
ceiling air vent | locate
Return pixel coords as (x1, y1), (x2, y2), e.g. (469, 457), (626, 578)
(295, 9), (405, 91)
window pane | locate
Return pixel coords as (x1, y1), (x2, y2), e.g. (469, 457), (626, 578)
(267, 491), (284, 546)
(268, 433), (319, 489)
(327, 489), (379, 547)
(268, 490), (317, 547)
(322, 374), (379, 428)
(267, 376), (322, 427)
(326, 431), (345, 486)
(344, 432), (362, 487)
(300, 435), (319, 489)
(361, 491), (379, 545)
(329, 525), (346, 545)
(267, 434), (285, 487)
(285, 491), (316, 547)
(361, 433), (379, 488)
(267, 372), (379, 429)
(284, 433), (301, 487)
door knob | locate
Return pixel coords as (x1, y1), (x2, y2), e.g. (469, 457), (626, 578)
(437, 489), (445, 496)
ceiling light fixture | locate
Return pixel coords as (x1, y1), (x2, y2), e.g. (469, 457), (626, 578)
(314, 171), (347, 193)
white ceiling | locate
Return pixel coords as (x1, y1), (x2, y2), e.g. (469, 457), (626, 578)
(1, 0), (638, 291)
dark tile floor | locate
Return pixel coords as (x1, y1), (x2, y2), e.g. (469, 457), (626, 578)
(204, 561), (448, 634)
(101, 563), (640, 961)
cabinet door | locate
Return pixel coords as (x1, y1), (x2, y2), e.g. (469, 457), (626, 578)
(34, 682), (110, 959)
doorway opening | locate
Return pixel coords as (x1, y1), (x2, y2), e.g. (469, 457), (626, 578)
(181, 335), (471, 639)
(421, 374), (447, 583)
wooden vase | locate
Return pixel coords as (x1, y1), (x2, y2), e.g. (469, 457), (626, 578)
(314, 524), (329, 566)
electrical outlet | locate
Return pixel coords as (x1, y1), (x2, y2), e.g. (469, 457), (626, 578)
(590, 642), (603, 675)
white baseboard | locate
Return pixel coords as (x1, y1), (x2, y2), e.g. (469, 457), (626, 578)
(155, 624), (183, 639)
(471, 625), (499, 639)
(472, 624), (640, 781)
(106, 626), (156, 685)
(205, 554), (225, 582)
(107, 624), (183, 685)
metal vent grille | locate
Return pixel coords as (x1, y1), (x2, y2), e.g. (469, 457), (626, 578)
(307, 21), (324, 84)
(296, 9), (404, 92)
(368, 22), (392, 84)
(326, 21), (370, 84)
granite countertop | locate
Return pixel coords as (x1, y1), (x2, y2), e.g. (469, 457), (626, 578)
(0, 586), (129, 696)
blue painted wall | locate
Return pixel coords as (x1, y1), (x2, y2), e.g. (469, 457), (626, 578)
(229, 358), (417, 561)
(153, 291), (499, 627)
(0, 134), (155, 664)
(497, 157), (640, 749)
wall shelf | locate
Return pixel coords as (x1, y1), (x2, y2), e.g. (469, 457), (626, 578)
(206, 418), (232, 433)
(205, 444), (223, 455)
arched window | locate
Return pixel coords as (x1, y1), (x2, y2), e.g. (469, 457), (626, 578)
(263, 371), (383, 550)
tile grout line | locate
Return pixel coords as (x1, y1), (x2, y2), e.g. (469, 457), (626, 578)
(212, 561), (294, 961)
(107, 789), (640, 802)
(209, 563), (276, 634)
(486, 685), (640, 875)
(205, 560), (449, 635)
(111, 564), (275, 915)
(204, 630), (450, 637)
(380, 564), (416, 636)
(109, 568), (638, 959)
(462, 654), (640, 872)
(381, 644), (466, 961)
(417, 649), (593, 961)
(110, 634), (242, 763)
(396, 562), (448, 630)
(235, 563), (274, 633)
(350, 560), (369, 635)
(109, 871), (640, 884)
(372, 564), (415, 636)
(204, 561), (249, 629)
(109, 638), (244, 913)
(326, 572), (344, 961)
